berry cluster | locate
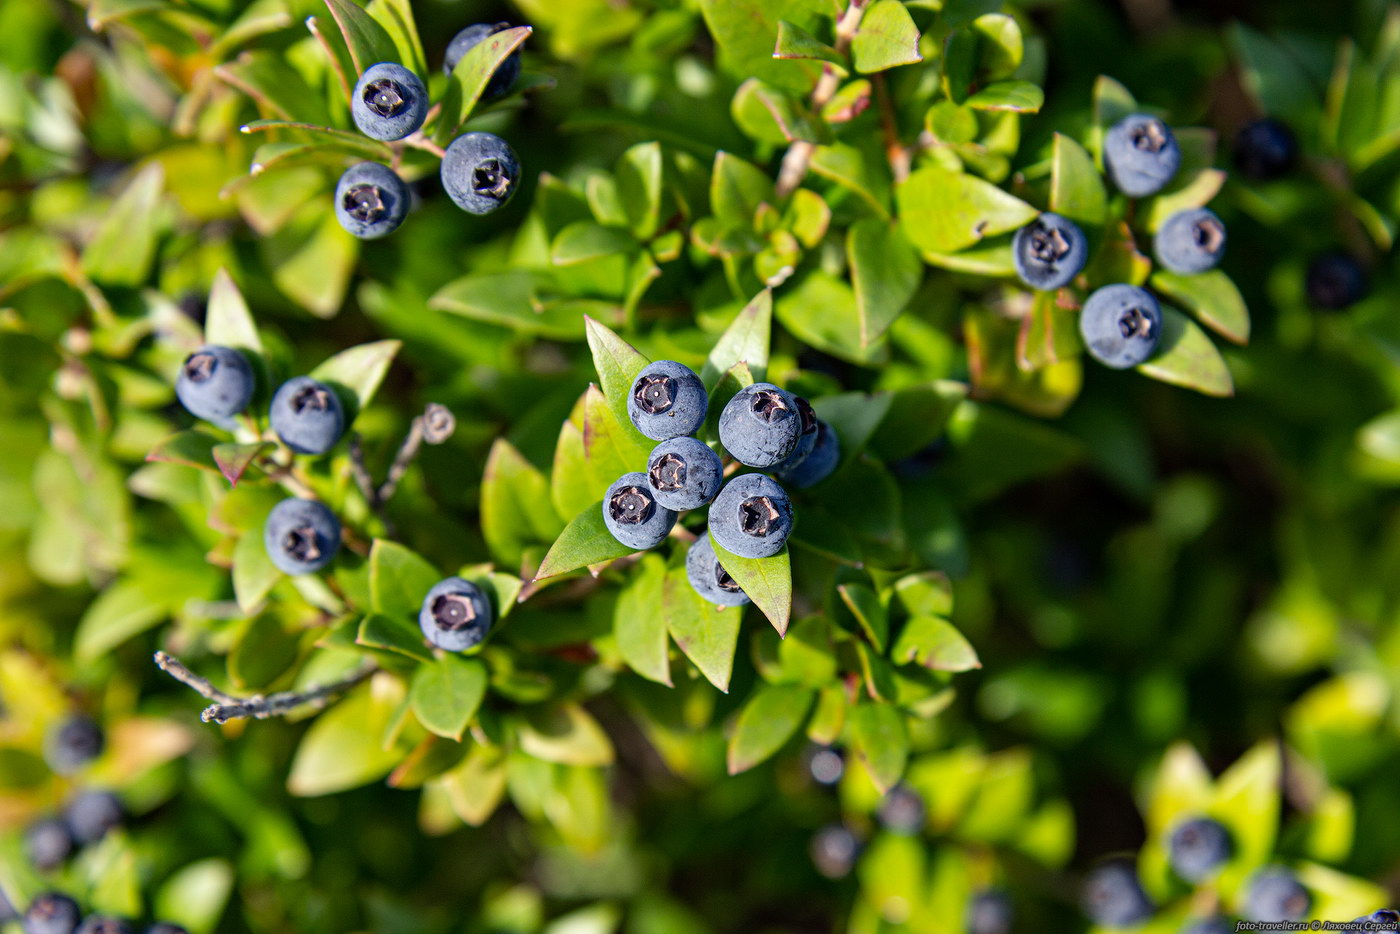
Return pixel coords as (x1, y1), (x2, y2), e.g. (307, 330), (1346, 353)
(17, 891), (187, 934)
(334, 23), (524, 239)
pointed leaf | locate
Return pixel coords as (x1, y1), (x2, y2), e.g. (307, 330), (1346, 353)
(614, 554), (671, 686)
(239, 120), (392, 161)
(1049, 133), (1108, 232)
(287, 679), (405, 796)
(535, 502), (636, 580)
(233, 527), (282, 614)
(849, 703), (908, 792)
(323, 0), (399, 76)
(838, 582), (888, 653)
(82, 163), (164, 286)
(891, 616), (980, 671)
(369, 539), (441, 622)
(898, 167), (1038, 254)
(435, 743), (507, 826)
(617, 141), (664, 239)
(481, 438), (565, 568)
(727, 683), (815, 774)
(773, 19), (847, 71)
(213, 442), (272, 487)
(1150, 270), (1250, 345)
(663, 562), (741, 693)
(710, 539), (792, 637)
(583, 315), (652, 440)
(518, 703), (614, 766)
(850, 0), (922, 73)
(966, 80), (1043, 112)
(410, 656), (487, 741)
(703, 289), (772, 388)
(434, 25), (533, 145)
(1137, 307), (1235, 398)
(711, 151), (775, 227)
(356, 613), (432, 661)
(205, 268), (264, 355)
(849, 217), (922, 346)
(146, 432), (218, 472)
(309, 339), (400, 422)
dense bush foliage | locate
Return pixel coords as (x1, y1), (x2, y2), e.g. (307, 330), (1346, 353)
(3, 0), (1400, 931)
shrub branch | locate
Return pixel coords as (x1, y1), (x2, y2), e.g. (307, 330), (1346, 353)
(154, 651), (375, 724)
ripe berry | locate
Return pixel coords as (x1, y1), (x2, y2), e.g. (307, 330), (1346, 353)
(966, 890), (1013, 934)
(1104, 113), (1181, 197)
(806, 745), (843, 785)
(776, 420), (840, 489)
(263, 498), (341, 575)
(718, 383), (802, 468)
(175, 346), (254, 423)
(646, 437), (723, 511)
(775, 396), (819, 468)
(876, 785), (925, 834)
(44, 716), (104, 775)
(270, 376), (345, 455)
(1244, 867), (1310, 923)
(419, 577), (494, 652)
(24, 818), (73, 872)
(1167, 816), (1232, 882)
(443, 22), (521, 99)
(1081, 862), (1153, 927)
(1233, 118), (1297, 181)
(809, 825), (858, 879)
(1154, 208), (1226, 275)
(441, 132), (521, 215)
(602, 472), (677, 551)
(685, 532), (750, 607)
(1347, 910), (1400, 932)
(627, 361), (707, 441)
(65, 790), (123, 845)
(351, 63), (427, 141)
(1306, 252), (1368, 310)
(75, 918), (134, 934)
(23, 892), (81, 934)
(334, 163), (409, 240)
(1012, 212), (1088, 290)
(708, 473), (793, 559)
(1080, 284), (1162, 369)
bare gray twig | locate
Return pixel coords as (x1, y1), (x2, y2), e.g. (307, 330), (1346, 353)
(154, 651), (375, 725)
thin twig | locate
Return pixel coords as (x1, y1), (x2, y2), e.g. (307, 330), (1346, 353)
(400, 133), (447, 159)
(874, 73), (911, 184)
(348, 433), (377, 506)
(155, 651), (375, 725)
(377, 403), (455, 506)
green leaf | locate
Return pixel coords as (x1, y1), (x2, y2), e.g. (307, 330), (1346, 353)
(73, 578), (166, 664)
(663, 561), (742, 693)
(434, 25), (533, 145)
(212, 442), (272, 488)
(369, 538), (441, 622)
(891, 616), (981, 671)
(551, 221), (636, 266)
(323, 0), (400, 76)
(535, 502), (636, 580)
(431, 272), (609, 339)
(850, 0), (922, 73)
(356, 613), (432, 662)
(711, 151), (776, 227)
(262, 202), (357, 318)
(518, 703), (614, 766)
(410, 656), (488, 741)
(838, 582), (888, 653)
(82, 163), (164, 286)
(1092, 74), (1137, 135)
(813, 392), (893, 463)
(1048, 133), (1107, 233)
(1144, 168), (1227, 231)
(367, 0), (426, 77)
(702, 362), (756, 442)
(966, 80), (1043, 112)
(287, 679), (406, 796)
(1149, 270), (1250, 345)
(435, 743), (507, 826)
(727, 683), (816, 774)
(228, 615), (299, 690)
(614, 554), (671, 686)
(239, 120), (392, 161)
(584, 315), (652, 433)
(85, 835), (142, 917)
(1017, 291), (1081, 372)
(849, 703), (908, 792)
(1210, 741), (1281, 895)
(898, 167), (1038, 255)
(308, 339), (400, 423)
(697, 0), (829, 93)
(146, 431), (218, 472)
(710, 539), (792, 637)
(731, 79), (831, 144)
(774, 271), (883, 366)
(481, 438), (564, 570)
(849, 217), (922, 346)
(1137, 307), (1235, 398)
(1228, 24), (1322, 132)
(204, 268), (264, 355)
(154, 859), (234, 934)
(217, 54), (328, 125)
(232, 525), (281, 614)
(811, 143), (892, 219)
(773, 20), (847, 71)
(616, 141), (665, 239)
(703, 289), (772, 388)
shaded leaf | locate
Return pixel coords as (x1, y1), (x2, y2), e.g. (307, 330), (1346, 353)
(368, 539), (440, 622)
(891, 616), (980, 671)
(323, 0), (399, 76)
(849, 217), (922, 346)
(710, 539), (792, 637)
(287, 679), (405, 796)
(481, 439), (564, 569)
(146, 432), (218, 472)
(849, 703), (908, 792)
(410, 656), (488, 741)
(82, 163), (164, 287)
(614, 554), (671, 686)
(1049, 133), (1107, 233)
(232, 526), (281, 614)
(1137, 307), (1235, 398)
(703, 289), (772, 388)
(518, 703), (614, 766)
(535, 502), (635, 580)
(838, 582), (888, 653)
(309, 339), (400, 422)
(213, 442), (272, 488)
(773, 19), (847, 71)
(356, 613), (432, 662)
(663, 562), (742, 693)
(1150, 269), (1250, 345)
(434, 25), (533, 145)
(205, 268), (264, 355)
(727, 683), (815, 774)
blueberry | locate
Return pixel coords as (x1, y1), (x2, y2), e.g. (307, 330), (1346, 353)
(775, 396), (819, 469)
(263, 498), (341, 575)
(1168, 816), (1232, 882)
(809, 825), (858, 879)
(23, 893), (80, 934)
(1079, 284), (1162, 369)
(65, 790), (123, 845)
(1, 888), (15, 922)
(75, 918), (134, 934)
(270, 376), (345, 455)
(966, 890), (1013, 934)
(334, 163), (409, 240)
(1244, 867), (1310, 922)
(146, 926), (190, 934)
(175, 346), (254, 423)
(1154, 208), (1226, 275)
(419, 576), (494, 652)
(24, 818), (73, 872)
(718, 383), (802, 468)
(1306, 252), (1368, 310)
(1233, 118), (1297, 181)
(602, 472), (677, 551)
(647, 437), (723, 511)
(627, 361), (707, 441)
(351, 63), (427, 141)
(1012, 212), (1088, 290)
(707, 473), (792, 559)
(1181, 918), (1230, 934)
(443, 22), (521, 100)
(685, 532), (750, 607)
(1104, 113), (1181, 197)
(441, 132), (521, 215)
(776, 420), (840, 489)
(805, 745), (843, 785)
(44, 716), (103, 774)
(876, 785), (925, 834)
(1346, 910), (1400, 932)
(1081, 862), (1153, 927)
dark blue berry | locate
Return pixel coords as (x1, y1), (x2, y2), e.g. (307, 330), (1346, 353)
(419, 577), (494, 652)
(44, 716), (103, 775)
(602, 472), (677, 551)
(1154, 208), (1226, 275)
(1081, 862), (1153, 927)
(806, 745), (843, 785)
(685, 532), (750, 607)
(1345, 910), (1400, 932)
(775, 396), (818, 469)
(175, 346), (253, 423)
(24, 818), (73, 872)
(708, 473), (792, 559)
(65, 790), (123, 845)
(441, 132), (520, 215)
(444, 22), (521, 100)
(23, 892), (80, 934)
(1233, 118), (1297, 181)
(876, 785), (925, 834)
(351, 63), (427, 141)
(1013, 212), (1088, 290)
(146, 926), (190, 934)
(1080, 284), (1161, 369)
(263, 498), (341, 575)
(966, 890), (1013, 934)
(1104, 113), (1181, 197)
(647, 437), (723, 511)
(718, 383), (802, 468)
(1306, 252), (1368, 310)
(1168, 816), (1232, 882)
(1244, 867), (1310, 923)
(334, 163), (409, 240)
(809, 825), (858, 879)
(627, 361), (707, 441)
(776, 420), (840, 489)
(270, 376), (345, 455)
(75, 918), (134, 934)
